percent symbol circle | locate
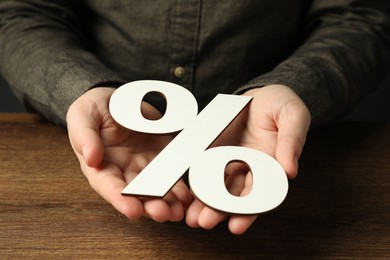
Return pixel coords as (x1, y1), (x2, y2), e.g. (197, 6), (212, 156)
(189, 146), (288, 214)
(109, 80), (198, 134)
(109, 80), (289, 215)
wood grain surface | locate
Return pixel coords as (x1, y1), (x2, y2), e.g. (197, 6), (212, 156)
(0, 113), (389, 259)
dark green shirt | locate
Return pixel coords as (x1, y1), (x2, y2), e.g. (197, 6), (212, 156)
(1, 0), (390, 126)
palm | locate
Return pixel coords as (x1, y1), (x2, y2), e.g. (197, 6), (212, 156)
(100, 113), (172, 174)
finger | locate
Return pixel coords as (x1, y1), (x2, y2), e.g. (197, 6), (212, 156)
(165, 192), (186, 222)
(81, 162), (144, 219)
(225, 165), (247, 195)
(143, 189), (187, 222)
(186, 198), (227, 229)
(67, 102), (104, 168)
(197, 206), (227, 230)
(228, 171), (257, 235)
(165, 180), (193, 223)
(186, 198), (204, 228)
(228, 215), (258, 235)
(143, 198), (174, 222)
(170, 179), (193, 210)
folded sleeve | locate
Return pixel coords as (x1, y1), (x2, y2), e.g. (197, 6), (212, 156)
(236, 0), (390, 126)
(0, 0), (125, 125)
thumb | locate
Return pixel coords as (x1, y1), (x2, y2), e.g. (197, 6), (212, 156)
(67, 98), (104, 168)
(274, 102), (310, 179)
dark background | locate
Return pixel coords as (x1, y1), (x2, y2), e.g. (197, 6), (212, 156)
(1, 73), (390, 121)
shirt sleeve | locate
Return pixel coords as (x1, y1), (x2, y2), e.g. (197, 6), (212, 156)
(0, 0), (125, 125)
(236, 0), (390, 126)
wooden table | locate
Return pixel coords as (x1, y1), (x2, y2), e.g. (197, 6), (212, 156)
(0, 113), (389, 259)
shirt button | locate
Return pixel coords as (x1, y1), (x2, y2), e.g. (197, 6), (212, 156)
(173, 66), (186, 78)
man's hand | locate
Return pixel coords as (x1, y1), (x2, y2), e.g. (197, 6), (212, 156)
(185, 84), (311, 234)
(66, 87), (192, 222)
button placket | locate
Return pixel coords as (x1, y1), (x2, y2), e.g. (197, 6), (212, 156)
(167, 1), (201, 89)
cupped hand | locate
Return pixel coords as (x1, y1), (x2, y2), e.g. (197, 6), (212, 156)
(185, 84), (311, 234)
(66, 87), (192, 222)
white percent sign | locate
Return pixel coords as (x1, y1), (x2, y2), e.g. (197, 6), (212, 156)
(109, 80), (288, 215)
